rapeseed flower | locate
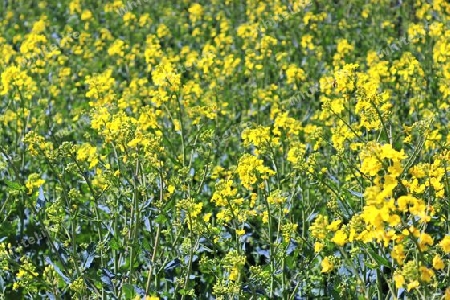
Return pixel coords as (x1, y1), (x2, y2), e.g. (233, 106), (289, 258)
(321, 257), (334, 273)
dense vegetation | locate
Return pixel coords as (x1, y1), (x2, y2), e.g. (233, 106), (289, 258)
(1, 0), (450, 299)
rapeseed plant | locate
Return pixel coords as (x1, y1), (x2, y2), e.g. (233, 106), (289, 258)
(1, 0), (450, 298)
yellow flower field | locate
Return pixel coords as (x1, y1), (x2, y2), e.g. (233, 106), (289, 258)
(1, 0), (450, 299)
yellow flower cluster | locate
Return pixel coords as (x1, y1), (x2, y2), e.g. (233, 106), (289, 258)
(2, 0), (450, 298)
(236, 154), (275, 190)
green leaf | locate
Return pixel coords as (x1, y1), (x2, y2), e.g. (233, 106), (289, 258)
(5, 180), (25, 192)
(110, 238), (120, 251)
(367, 248), (390, 267)
(121, 284), (134, 298)
(155, 214), (167, 224)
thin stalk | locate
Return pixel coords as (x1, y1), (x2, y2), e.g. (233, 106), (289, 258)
(181, 212), (195, 300)
(261, 184), (275, 298)
(128, 159), (141, 284)
(145, 164), (164, 295)
(175, 91), (186, 167)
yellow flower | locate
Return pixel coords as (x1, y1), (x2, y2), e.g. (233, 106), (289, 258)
(287, 143), (306, 166)
(314, 242), (324, 253)
(241, 126), (271, 149)
(433, 255), (445, 270)
(285, 64), (306, 84)
(31, 19), (46, 33)
(419, 266), (434, 283)
(406, 280), (419, 291)
(76, 143), (99, 169)
(394, 273), (405, 288)
(229, 266), (239, 281)
(331, 229), (347, 247)
(25, 173), (45, 194)
(236, 154), (275, 190)
(310, 215), (328, 239)
(267, 190), (286, 205)
(391, 244), (406, 265)
(445, 287), (450, 300)
(69, 0), (81, 14)
(123, 12), (137, 24)
(127, 138), (142, 148)
(0, 65), (37, 98)
(360, 154), (382, 176)
(418, 233), (433, 251)
(203, 213), (212, 223)
(326, 220), (342, 231)
(167, 185), (175, 194)
(156, 24), (171, 39)
(81, 10), (93, 21)
(85, 69), (116, 105)
(439, 236), (450, 253)
(107, 39), (127, 57)
(216, 210), (232, 223)
(152, 61), (181, 91)
(236, 229), (245, 236)
(188, 3), (204, 23)
(321, 257), (334, 273)
(336, 39), (353, 55)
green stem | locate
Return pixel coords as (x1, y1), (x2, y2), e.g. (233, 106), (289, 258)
(128, 159), (141, 284)
(181, 212), (195, 300)
(145, 164), (164, 295)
